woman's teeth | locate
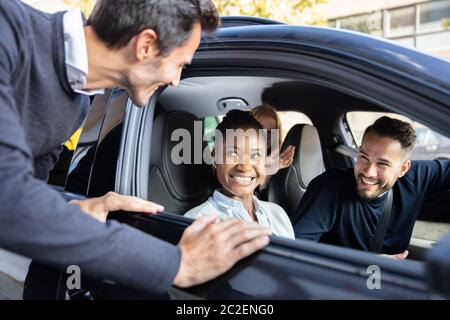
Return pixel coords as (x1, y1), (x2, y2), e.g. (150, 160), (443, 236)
(230, 175), (254, 185)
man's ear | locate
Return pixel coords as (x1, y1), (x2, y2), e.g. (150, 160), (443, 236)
(398, 159), (411, 178)
(134, 29), (158, 61)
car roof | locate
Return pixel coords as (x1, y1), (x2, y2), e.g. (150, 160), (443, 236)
(220, 16), (285, 28)
(200, 24), (450, 93)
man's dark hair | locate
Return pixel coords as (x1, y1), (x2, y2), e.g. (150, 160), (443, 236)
(363, 116), (417, 153)
(86, 0), (219, 56)
(215, 109), (264, 137)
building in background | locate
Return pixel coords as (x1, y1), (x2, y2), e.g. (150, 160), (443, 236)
(317, 0), (450, 59)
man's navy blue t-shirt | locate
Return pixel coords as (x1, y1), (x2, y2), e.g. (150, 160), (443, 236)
(293, 160), (450, 254)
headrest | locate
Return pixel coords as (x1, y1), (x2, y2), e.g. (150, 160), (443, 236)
(283, 124), (325, 187)
(150, 111), (212, 202)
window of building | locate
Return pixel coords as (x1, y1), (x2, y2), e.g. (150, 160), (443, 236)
(327, 20), (336, 28)
(419, 0), (450, 33)
(339, 12), (383, 36)
(328, 1), (450, 59)
(387, 6), (415, 38)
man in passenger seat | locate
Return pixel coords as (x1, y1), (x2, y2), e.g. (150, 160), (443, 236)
(293, 117), (449, 258)
(185, 110), (295, 239)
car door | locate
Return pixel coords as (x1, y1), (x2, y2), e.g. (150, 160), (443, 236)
(62, 24), (450, 299)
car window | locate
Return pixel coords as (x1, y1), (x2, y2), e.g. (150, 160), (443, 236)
(203, 116), (219, 149)
(426, 131), (440, 145)
(346, 112), (412, 146)
(346, 111), (450, 161)
(416, 128), (428, 144)
(277, 111), (312, 142)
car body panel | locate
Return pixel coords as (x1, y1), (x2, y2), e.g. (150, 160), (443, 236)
(203, 25), (450, 93)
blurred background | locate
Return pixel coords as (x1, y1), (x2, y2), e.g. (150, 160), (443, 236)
(22, 0), (450, 59)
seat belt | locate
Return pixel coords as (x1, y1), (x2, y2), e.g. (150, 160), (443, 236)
(334, 144), (358, 158)
(369, 189), (394, 253)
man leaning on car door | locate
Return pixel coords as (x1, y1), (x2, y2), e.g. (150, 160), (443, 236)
(0, 0), (271, 299)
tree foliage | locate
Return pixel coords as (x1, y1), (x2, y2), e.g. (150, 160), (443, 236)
(212, 0), (328, 25)
(63, 0), (97, 16)
(62, 0), (328, 25)
(443, 18), (450, 30)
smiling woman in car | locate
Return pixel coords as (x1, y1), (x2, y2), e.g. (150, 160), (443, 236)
(184, 110), (295, 239)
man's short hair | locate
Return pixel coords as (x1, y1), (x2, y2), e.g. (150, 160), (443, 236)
(362, 116), (417, 153)
(87, 0), (219, 56)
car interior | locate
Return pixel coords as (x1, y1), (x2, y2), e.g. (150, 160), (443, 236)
(145, 74), (450, 261)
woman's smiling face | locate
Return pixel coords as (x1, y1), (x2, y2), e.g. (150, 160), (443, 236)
(214, 129), (267, 199)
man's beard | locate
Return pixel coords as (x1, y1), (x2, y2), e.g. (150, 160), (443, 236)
(355, 174), (393, 201)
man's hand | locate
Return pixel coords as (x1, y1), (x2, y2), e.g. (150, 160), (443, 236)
(69, 191), (164, 222)
(173, 215), (271, 288)
(381, 250), (409, 260)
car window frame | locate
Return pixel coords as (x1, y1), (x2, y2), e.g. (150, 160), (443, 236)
(61, 29), (450, 298)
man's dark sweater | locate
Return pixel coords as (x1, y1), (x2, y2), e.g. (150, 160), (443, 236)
(0, 0), (180, 294)
(293, 160), (450, 254)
